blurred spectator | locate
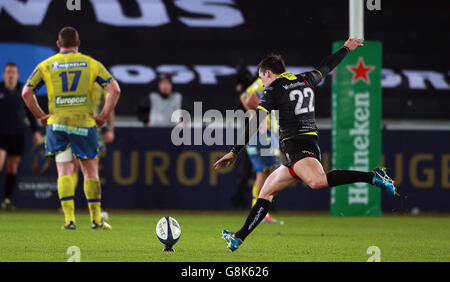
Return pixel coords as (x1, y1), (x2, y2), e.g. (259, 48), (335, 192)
(0, 62), (41, 210)
(137, 73), (189, 127)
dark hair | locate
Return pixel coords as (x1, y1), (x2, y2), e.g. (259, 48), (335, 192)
(3, 62), (18, 72)
(235, 64), (253, 89)
(257, 54), (286, 75)
(157, 72), (172, 83)
(58, 26), (79, 48)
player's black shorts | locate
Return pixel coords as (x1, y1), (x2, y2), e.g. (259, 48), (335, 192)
(280, 134), (322, 178)
(0, 134), (25, 156)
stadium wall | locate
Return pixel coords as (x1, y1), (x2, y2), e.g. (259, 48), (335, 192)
(5, 128), (449, 212)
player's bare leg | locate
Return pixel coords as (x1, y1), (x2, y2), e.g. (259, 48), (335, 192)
(292, 157), (328, 189)
(252, 170), (282, 224)
(252, 170), (284, 224)
(293, 157), (397, 195)
(79, 158), (111, 230)
(253, 171), (270, 202)
(56, 160), (75, 176)
(258, 166), (300, 201)
(72, 158), (80, 187)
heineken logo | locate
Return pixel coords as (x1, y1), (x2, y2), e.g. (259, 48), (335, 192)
(331, 41), (382, 216)
(348, 91), (370, 205)
(347, 57), (375, 84)
(55, 95), (87, 107)
(52, 61), (87, 70)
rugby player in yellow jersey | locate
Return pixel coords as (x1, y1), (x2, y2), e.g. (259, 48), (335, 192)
(22, 27), (121, 230)
(68, 83), (115, 221)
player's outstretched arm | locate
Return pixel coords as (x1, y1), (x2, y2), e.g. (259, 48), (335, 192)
(21, 85), (50, 126)
(343, 37), (364, 51)
(311, 38), (364, 85)
(95, 80), (121, 127)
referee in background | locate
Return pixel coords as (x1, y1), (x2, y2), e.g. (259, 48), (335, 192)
(0, 63), (41, 210)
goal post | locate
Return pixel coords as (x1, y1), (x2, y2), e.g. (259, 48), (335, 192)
(330, 0), (383, 216)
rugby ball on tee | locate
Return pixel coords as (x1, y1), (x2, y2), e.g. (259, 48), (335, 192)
(156, 216), (181, 248)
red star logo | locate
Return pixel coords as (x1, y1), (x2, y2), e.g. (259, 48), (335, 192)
(347, 57), (375, 84)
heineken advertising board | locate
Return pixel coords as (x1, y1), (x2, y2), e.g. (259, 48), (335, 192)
(331, 41), (382, 216)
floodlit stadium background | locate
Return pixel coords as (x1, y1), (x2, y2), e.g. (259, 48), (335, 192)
(0, 0), (449, 212)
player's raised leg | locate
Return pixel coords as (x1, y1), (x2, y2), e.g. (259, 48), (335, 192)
(222, 165), (297, 251)
(292, 157), (397, 195)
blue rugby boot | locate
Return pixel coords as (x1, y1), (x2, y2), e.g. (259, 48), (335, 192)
(222, 230), (243, 252)
(372, 167), (398, 196)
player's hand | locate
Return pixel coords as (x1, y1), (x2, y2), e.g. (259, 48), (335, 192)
(344, 38), (364, 51)
(93, 115), (107, 127)
(39, 114), (50, 127)
(213, 152), (237, 169)
(103, 130), (115, 144)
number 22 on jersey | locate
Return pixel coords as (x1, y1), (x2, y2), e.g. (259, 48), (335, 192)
(289, 87), (315, 115)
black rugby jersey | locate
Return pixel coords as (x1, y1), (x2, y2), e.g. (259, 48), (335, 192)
(0, 82), (39, 135)
(231, 46), (350, 155)
(258, 71), (322, 141)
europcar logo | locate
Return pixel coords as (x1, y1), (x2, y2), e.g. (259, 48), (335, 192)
(55, 95), (87, 107)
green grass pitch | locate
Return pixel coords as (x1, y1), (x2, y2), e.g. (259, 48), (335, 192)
(0, 210), (449, 262)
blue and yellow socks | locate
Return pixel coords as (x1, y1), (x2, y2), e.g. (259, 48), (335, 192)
(58, 175), (75, 224)
(84, 178), (102, 224)
(252, 184), (261, 207)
